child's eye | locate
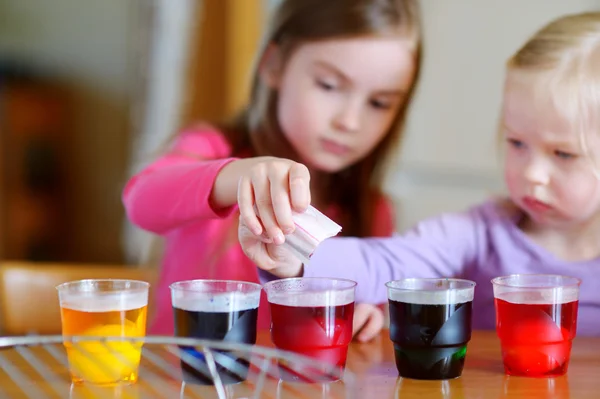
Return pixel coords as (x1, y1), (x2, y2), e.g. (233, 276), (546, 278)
(369, 99), (392, 110)
(555, 150), (577, 160)
(316, 79), (337, 91)
(507, 138), (525, 149)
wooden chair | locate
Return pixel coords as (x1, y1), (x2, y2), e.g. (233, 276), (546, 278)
(0, 261), (157, 335)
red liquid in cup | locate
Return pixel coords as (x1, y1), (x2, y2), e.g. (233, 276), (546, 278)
(269, 302), (354, 381)
(495, 297), (578, 377)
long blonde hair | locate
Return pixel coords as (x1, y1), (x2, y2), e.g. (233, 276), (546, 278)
(212, 0), (422, 237)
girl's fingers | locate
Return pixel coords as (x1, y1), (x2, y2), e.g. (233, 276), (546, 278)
(356, 306), (385, 343)
(289, 163), (311, 212)
(237, 176), (263, 236)
(268, 167), (295, 235)
(238, 219), (276, 270)
(251, 168), (284, 244)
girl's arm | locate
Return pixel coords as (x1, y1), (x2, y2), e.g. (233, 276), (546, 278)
(123, 129), (240, 234)
(302, 207), (486, 304)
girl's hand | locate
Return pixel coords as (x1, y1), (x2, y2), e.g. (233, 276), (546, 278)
(237, 157), (309, 278)
(352, 303), (386, 343)
(237, 157), (311, 244)
(239, 214), (304, 278)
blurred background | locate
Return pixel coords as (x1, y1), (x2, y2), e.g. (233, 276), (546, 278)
(0, 0), (598, 267)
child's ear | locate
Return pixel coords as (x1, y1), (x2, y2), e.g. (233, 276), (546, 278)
(259, 43), (284, 88)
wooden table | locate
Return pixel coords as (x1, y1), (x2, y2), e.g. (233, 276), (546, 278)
(0, 330), (598, 398)
(258, 329), (600, 398)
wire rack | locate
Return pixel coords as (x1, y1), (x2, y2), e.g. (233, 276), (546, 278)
(0, 335), (357, 399)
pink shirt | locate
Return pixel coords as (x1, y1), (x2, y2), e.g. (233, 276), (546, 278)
(122, 127), (395, 335)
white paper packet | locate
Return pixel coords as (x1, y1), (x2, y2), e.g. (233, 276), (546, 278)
(282, 205), (342, 265)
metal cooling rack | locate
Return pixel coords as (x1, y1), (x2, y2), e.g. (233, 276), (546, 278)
(0, 335), (357, 399)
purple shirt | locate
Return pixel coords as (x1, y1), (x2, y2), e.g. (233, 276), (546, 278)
(303, 200), (600, 336)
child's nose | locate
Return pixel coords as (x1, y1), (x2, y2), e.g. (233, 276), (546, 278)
(333, 100), (361, 133)
(523, 158), (550, 186)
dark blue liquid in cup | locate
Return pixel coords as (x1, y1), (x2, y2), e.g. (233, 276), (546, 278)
(387, 279), (475, 380)
(170, 280), (261, 386)
(174, 306), (258, 385)
(389, 300), (472, 379)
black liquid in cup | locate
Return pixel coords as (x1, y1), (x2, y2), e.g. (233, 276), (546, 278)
(170, 280), (261, 385)
(386, 278), (475, 380)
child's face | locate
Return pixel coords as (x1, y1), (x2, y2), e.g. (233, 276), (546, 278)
(274, 36), (415, 173)
(502, 71), (600, 228)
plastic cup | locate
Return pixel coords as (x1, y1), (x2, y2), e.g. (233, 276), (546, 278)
(386, 278), (475, 380)
(57, 279), (149, 386)
(263, 277), (356, 382)
(170, 279), (261, 385)
(492, 274), (580, 377)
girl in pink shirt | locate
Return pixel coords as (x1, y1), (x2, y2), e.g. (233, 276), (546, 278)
(123, 0), (422, 340)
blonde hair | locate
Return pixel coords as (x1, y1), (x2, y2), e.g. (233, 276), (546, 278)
(507, 12), (600, 172)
